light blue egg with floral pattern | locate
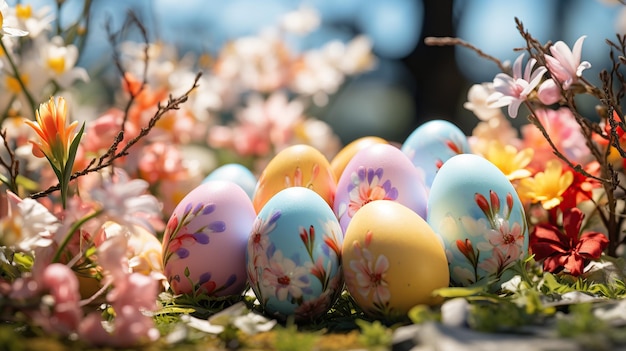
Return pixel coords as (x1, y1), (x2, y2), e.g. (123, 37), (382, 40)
(401, 119), (471, 189)
(203, 163), (257, 199)
(247, 187), (344, 322)
(427, 154), (529, 287)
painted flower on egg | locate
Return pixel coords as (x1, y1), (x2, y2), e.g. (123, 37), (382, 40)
(163, 202), (225, 263)
(247, 210), (343, 320)
(347, 167), (398, 217)
(345, 231), (391, 316)
(447, 190), (527, 285)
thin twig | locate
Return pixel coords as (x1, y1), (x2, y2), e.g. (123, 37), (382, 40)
(29, 73), (202, 199)
(424, 36), (508, 72)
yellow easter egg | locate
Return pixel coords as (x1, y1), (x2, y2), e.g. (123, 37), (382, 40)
(330, 136), (387, 181)
(342, 200), (449, 318)
(253, 144), (336, 213)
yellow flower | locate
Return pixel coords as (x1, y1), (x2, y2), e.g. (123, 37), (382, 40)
(24, 97), (78, 170)
(484, 140), (534, 180)
(517, 159), (573, 210)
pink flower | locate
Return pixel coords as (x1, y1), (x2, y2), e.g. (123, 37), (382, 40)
(544, 36), (591, 89)
(39, 263), (82, 335)
(262, 251), (311, 301)
(487, 54), (547, 118)
(347, 167), (398, 217)
(477, 220), (525, 263)
(537, 78), (561, 105)
(348, 239), (390, 304)
(521, 108), (590, 169)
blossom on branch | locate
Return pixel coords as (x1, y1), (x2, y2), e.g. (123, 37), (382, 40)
(544, 36), (591, 90)
(487, 54), (547, 118)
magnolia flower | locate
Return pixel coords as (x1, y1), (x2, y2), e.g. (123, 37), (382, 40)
(280, 6), (320, 35)
(544, 36), (591, 90)
(530, 208), (608, 276)
(487, 54), (547, 118)
(0, 0), (28, 37)
(537, 78), (561, 105)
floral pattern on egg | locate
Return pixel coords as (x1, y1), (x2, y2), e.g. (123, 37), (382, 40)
(444, 189), (527, 286)
(163, 202), (236, 295)
(345, 231), (391, 317)
(247, 208), (344, 321)
(346, 167), (398, 218)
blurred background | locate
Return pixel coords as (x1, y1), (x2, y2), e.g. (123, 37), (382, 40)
(22, 0), (626, 144)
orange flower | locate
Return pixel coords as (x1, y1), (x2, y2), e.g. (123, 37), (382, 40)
(25, 97), (78, 170)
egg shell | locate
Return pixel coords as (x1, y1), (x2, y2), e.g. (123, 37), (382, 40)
(333, 143), (428, 233)
(427, 154), (529, 287)
(203, 163), (257, 199)
(342, 200), (449, 318)
(330, 136), (387, 181)
(162, 180), (256, 297)
(247, 187), (344, 321)
(401, 119), (471, 189)
(253, 144), (336, 213)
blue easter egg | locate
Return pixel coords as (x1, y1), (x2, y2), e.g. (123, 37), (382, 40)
(203, 163), (257, 199)
(246, 187), (344, 321)
(427, 154), (529, 287)
(401, 120), (471, 189)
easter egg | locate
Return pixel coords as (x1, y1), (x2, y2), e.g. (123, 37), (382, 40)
(253, 144), (336, 213)
(427, 154), (529, 287)
(333, 143), (428, 233)
(203, 163), (257, 199)
(247, 187), (343, 321)
(330, 136), (387, 181)
(342, 200), (449, 318)
(401, 119), (471, 189)
(162, 180), (256, 297)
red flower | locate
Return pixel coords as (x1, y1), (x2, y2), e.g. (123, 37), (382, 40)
(530, 208), (608, 276)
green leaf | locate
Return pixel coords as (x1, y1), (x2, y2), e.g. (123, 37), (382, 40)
(62, 122), (85, 186)
(433, 286), (486, 298)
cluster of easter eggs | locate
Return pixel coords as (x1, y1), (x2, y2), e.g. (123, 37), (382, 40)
(161, 120), (529, 321)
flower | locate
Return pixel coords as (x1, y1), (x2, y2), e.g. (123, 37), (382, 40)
(24, 97), (78, 168)
(0, 191), (58, 251)
(530, 208), (608, 276)
(262, 250), (311, 301)
(463, 82), (503, 121)
(537, 78), (561, 105)
(517, 159), (574, 209)
(482, 140), (533, 180)
(0, 1), (28, 37)
(487, 54), (547, 118)
(348, 236), (390, 305)
(544, 36), (591, 89)
(347, 167), (398, 217)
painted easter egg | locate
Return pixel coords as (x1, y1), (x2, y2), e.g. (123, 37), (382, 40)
(252, 144), (336, 213)
(333, 143), (428, 233)
(401, 119), (471, 189)
(162, 180), (256, 297)
(247, 187), (343, 321)
(329, 136), (387, 181)
(342, 200), (449, 318)
(427, 154), (529, 287)
(203, 163), (257, 199)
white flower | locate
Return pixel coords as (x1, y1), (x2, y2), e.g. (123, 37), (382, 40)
(0, 1), (28, 37)
(0, 192), (59, 251)
(281, 6), (320, 35)
(544, 36), (591, 90)
(464, 83), (504, 121)
(40, 36), (89, 88)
